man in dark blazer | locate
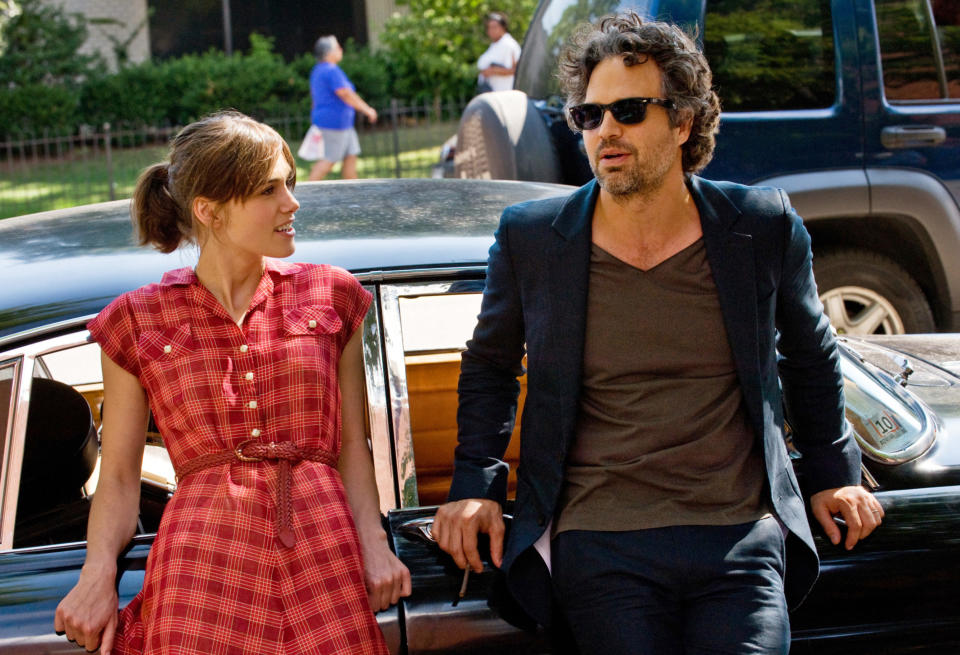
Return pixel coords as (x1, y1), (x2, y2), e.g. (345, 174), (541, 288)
(432, 12), (884, 654)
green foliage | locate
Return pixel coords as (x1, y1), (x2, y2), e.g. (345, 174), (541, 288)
(338, 39), (392, 109)
(77, 33), (308, 130)
(0, 83), (79, 135)
(0, 0), (102, 87)
(0, 0), (545, 136)
(380, 0), (538, 101)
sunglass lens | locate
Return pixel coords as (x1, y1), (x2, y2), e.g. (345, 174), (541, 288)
(612, 99), (647, 124)
(571, 104), (603, 130)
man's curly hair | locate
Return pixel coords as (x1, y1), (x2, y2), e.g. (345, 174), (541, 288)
(557, 11), (721, 173)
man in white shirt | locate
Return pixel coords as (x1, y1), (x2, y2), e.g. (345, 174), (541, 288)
(477, 12), (522, 93)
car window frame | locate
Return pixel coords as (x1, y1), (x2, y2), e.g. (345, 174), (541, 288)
(0, 328), (97, 551)
(379, 280), (487, 509)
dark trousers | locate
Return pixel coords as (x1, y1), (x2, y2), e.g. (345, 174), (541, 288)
(551, 517), (790, 655)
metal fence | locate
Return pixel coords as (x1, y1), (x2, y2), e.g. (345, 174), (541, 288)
(0, 97), (467, 220)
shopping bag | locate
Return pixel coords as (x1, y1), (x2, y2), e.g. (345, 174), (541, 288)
(297, 124), (324, 161)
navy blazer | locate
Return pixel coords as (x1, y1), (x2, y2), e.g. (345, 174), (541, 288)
(449, 176), (862, 625)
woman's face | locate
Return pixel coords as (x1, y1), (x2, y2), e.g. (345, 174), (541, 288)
(215, 152), (300, 260)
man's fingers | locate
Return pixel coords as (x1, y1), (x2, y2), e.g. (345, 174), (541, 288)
(811, 500), (841, 545)
(486, 514), (505, 568)
(842, 503), (864, 550)
(460, 523), (484, 573)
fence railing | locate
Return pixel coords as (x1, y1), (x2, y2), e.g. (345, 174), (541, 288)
(0, 97), (467, 220)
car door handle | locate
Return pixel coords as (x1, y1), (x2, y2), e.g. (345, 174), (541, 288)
(397, 513), (514, 545)
(881, 125), (947, 149)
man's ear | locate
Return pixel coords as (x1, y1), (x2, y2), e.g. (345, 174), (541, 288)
(676, 115), (694, 146)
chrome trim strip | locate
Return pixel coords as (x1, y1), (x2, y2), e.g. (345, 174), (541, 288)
(1, 359), (31, 551)
(380, 280), (469, 508)
(0, 314), (98, 349)
(0, 357), (22, 550)
(361, 286), (399, 514)
(346, 266), (486, 285)
(839, 348), (941, 465)
(380, 285), (419, 508)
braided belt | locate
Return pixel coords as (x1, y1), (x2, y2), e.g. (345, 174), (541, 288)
(175, 440), (338, 548)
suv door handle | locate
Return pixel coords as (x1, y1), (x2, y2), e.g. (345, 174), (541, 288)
(881, 125), (947, 149)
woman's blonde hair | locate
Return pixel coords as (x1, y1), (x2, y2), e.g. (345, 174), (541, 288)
(132, 110), (296, 253)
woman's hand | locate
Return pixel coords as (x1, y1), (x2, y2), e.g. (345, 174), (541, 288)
(54, 564), (120, 654)
(359, 529), (412, 611)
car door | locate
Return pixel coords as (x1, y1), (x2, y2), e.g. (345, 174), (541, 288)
(0, 328), (155, 654)
(701, 0), (864, 185)
(374, 279), (552, 654)
(861, 0), (960, 202)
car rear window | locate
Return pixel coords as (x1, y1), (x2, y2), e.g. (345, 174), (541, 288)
(704, 0), (836, 111)
(875, 0), (960, 101)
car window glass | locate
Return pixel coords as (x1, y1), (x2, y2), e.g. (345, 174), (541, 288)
(396, 291), (524, 507)
(936, 0), (960, 97)
(876, 0), (960, 100)
(704, 0), (835, 111)
(13, 339), (172, 548)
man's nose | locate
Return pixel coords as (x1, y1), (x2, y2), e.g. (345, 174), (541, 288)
(596, 108), (623, 138)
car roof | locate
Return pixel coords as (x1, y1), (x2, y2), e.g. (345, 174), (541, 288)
(0, 178), (574, 340)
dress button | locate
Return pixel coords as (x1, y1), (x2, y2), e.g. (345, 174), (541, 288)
(251, 428), (261, 437)
(248, 400), (258, 409)
(240, 344), (249, 353)
(163, 345), (172, 354)
(245, 372), (254, 381)
(308, 319), (317, 329)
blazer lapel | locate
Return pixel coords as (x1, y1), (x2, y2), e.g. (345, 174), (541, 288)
(690, 177), (763, 424)
(546, 180), (597, 445)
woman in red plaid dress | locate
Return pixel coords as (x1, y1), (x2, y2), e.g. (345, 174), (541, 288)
(55, 111), (410, 654)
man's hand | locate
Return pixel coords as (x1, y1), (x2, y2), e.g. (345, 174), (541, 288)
(811, 485), (884, 550)
(433, 498), (504, 573)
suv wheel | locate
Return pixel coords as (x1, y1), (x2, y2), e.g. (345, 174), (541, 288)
(813, 250), (935, 335)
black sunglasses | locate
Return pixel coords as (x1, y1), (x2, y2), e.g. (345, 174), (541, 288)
(568, 97), (676, 130)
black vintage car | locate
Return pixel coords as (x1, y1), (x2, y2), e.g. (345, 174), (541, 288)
(0, 179), (959, 654)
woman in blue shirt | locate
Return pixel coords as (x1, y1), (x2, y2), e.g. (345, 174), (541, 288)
(308, 36), (378, 181)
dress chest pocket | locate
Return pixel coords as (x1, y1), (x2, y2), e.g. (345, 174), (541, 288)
(280, 305), (343, 370)
(137, 326), (196, 388)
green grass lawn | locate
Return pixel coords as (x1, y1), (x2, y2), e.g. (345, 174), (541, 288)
(0, 119), (459, 219)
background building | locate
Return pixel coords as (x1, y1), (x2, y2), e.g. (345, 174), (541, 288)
(40, 0), (400, 66)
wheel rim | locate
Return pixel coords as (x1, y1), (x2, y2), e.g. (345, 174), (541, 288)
(820, 285), (906, 335)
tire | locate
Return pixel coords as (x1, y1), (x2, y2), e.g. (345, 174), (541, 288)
(453, 90), (563, 183)
(813, 249), (935, 335)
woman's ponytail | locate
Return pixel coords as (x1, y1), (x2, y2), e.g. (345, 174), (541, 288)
(132, 163), (192, 254)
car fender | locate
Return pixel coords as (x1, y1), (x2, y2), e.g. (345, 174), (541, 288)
(759, 168), (960, 329)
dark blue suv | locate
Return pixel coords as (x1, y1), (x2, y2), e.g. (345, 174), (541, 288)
(451, 0), (960, 335)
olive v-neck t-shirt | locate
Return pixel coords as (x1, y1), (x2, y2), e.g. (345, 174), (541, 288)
(555, 240), (769, 534)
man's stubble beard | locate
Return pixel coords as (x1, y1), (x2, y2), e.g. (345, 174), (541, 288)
(591, 139), (674, 201)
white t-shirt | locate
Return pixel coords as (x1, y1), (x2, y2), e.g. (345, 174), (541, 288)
(477, 32), (522, 92)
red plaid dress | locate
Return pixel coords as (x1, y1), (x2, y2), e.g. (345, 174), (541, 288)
(88, 259), (388, 655)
